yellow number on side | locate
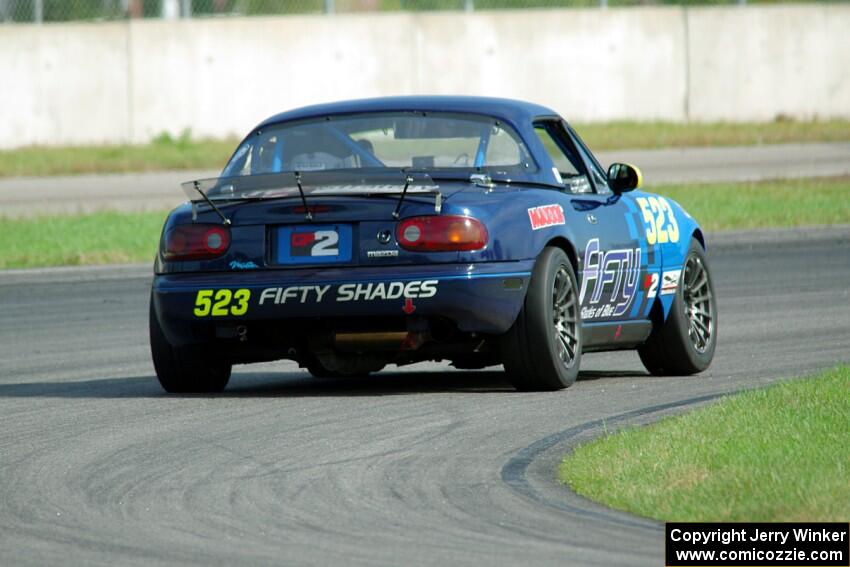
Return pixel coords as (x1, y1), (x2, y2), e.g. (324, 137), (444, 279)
(231, 289), (251, 316)
(194, 290), (213, 317)
(638, 196), (682, 245)
(636, 197), (657, 245)
(659, 197), (680, 243)
(649, 197), (669, 244)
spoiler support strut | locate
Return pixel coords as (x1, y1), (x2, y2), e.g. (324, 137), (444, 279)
(192, 181), (231, 225)
(392, 175), (414, 219)
(294, 172), (313, 221)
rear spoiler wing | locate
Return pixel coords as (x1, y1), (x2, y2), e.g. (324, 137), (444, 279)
(180, 170), (442, 223)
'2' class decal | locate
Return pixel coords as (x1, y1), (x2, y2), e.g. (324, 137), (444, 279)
(636, 196), (680, 245)
(643, 273), (659, 299)
(291, 230), (339, 257)
(643, 270), (680, 297)
(528, 204), (565, 230)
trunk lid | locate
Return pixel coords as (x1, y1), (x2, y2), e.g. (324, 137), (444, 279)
(170, 171), (490, 272)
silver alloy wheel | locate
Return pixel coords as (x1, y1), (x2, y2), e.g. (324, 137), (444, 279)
(682, 254), (714, 353)
(552, 266), (579, 368)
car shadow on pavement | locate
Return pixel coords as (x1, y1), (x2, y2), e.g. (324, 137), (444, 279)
(0, 368), (651, 399)
(576, 370), (651, 382)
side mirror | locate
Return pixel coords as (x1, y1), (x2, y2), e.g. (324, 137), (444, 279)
(607, 163), (642, 194)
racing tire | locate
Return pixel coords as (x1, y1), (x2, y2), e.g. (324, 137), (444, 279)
(149, 296), (232, 393)
(502, 246), (582, 391)
(638, 238), (717, 375)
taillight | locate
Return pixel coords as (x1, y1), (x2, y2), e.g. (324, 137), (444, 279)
(396, 215), (488, 252)
(163, 224), (230, 261)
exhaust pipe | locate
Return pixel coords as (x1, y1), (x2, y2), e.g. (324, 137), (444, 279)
(333, 331), (423, 351)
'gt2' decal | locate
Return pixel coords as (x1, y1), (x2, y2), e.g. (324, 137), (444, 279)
(291, 229), (339, 257)
(528, 204), (565, 230)
(580, 238), (641, 320)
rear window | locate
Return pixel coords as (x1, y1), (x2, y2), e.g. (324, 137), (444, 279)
(223, 112), (535, 176)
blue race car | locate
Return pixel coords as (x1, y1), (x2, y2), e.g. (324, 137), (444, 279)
(150, 96), (717, 393)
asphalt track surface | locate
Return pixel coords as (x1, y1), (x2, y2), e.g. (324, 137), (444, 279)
(2, 142), (849, 216)
(1, 227), (848, 566)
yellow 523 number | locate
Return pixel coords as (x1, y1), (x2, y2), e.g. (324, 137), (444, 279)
(194, 289), (251, 317)
(636, 196), (680, 245)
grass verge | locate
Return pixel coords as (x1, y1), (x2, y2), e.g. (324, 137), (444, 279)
(1, 176), (848, 269)
(559, 366), (850, 522)
(576, 119), (850, 151)
(0, 133), (237, 178)
(655, 176), (850, 231)
(0, 211), (166, 269)
(2, 120), (849, 178)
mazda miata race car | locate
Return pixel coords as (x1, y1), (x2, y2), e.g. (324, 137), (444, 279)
(150, 96), (717, 393)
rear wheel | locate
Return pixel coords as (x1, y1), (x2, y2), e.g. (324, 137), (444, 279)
(149, 296), (232, 393)
(638, 238), (717, 375)
(503, 246), (582, 391)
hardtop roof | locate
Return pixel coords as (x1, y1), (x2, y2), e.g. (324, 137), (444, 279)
(255, 96), (559, 131)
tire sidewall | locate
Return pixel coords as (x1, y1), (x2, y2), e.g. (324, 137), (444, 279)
(670, 240), (717, 371)
(149, 293), (231, 393)
(524, 247), (582, 387)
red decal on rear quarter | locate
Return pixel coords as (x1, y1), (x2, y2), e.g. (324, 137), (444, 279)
(402, 298), (416, 314)
(528, 204), (565, 230)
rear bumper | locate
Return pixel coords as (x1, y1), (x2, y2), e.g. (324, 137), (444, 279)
(152, 261), (533, 346)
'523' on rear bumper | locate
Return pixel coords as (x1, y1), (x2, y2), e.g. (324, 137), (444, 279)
(151, 261), (533, 361)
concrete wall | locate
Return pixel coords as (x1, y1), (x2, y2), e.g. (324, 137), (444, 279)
(687, 5), (850, 122)
(0, 22), (131, 146)
(0, 4), (848, 149)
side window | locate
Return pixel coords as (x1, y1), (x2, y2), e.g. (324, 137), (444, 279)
(533, 122), (592, 193)
(568, 125), (610, 194)
(533, 124), (580, 177)
(485, 124), (523, 166)
(254, 135), (280, 174)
